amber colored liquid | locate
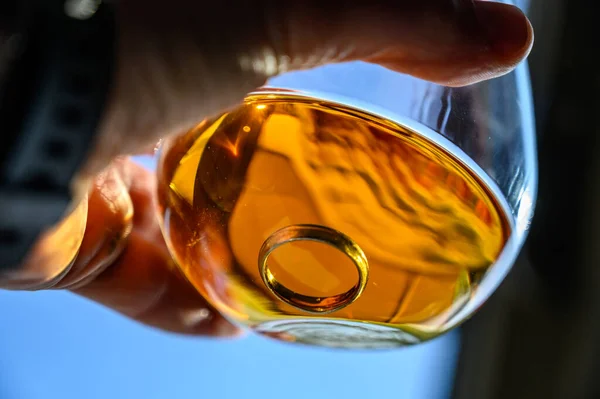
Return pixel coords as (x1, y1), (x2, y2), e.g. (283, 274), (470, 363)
(157, 93), (510, 348)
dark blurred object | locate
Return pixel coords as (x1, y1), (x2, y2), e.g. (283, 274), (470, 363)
(0, 0), (114, 270)
(453, 0), (600, 398)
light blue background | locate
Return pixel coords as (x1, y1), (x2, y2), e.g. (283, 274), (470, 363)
(0, 290), (459, 399)
(0, 64), (460, 399)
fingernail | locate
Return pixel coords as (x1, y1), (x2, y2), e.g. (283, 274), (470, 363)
(473, 2), (533, 62)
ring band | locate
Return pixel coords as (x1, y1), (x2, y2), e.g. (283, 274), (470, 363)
(258, 224), (369, 314)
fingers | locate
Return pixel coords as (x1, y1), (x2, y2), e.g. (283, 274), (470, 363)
(80, 0), (533, 185)
(73, 224), (238, 337)
(265, 0), (533, 85)
(63, 159), (239, 337)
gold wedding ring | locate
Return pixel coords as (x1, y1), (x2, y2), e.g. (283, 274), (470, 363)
(258, 224), (369, 314)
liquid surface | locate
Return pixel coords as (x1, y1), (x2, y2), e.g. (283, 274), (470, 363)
(157, 93), (510, 348)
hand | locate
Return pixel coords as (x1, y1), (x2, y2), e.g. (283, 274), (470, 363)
(2, 0), (533, 337)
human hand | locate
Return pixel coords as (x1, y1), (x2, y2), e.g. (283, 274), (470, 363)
(1, 0), (533, 337)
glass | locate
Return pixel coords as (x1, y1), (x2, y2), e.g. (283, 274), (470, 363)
(156, 32), (536, 349)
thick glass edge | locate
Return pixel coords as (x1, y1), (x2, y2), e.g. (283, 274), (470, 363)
(446, 62), (538, 329)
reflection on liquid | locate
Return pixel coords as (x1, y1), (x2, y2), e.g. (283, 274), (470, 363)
(159, 94), (510, 346)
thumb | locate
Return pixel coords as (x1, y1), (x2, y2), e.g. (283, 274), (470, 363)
(79, 0), (532, 185)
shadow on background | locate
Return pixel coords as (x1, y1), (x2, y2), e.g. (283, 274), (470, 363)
(453, 0), (600, 398)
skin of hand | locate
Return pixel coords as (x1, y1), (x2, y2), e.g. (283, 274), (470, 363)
(1, 0), (534, 337)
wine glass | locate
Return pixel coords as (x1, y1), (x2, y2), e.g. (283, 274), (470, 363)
(156, 7), (536, 349)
